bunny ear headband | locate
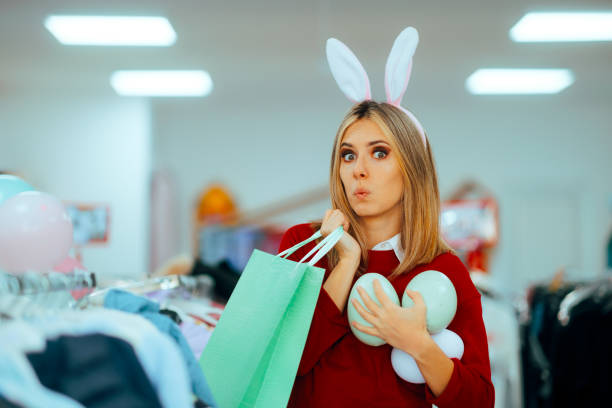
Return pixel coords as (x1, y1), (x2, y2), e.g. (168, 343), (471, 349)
(326, 26), (426, 146)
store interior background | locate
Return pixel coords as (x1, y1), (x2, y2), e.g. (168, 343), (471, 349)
(0, 0), (611, 300)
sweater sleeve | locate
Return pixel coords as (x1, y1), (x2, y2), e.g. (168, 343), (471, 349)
(278, 225), (351, 376)
(422, 257), (495, 407)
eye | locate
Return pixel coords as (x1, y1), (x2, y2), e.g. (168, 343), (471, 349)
(341, 150), (356, 162)
(373, 148), (388, 159)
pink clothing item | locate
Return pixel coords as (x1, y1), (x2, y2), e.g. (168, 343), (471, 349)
(180, 320), (212, 359)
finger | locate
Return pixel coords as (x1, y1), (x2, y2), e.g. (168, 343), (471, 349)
(321, 210), (333, 235)
(342, 217), (350, 232)
(323, 209), (332, 224)
(404, 289), (425, 306)
(352, 321), (382, 338)
(373, 279), (393, 308)
(357, 286), (380, 315)
(330, 209), (349, 231)
(351, 298), (377, 325)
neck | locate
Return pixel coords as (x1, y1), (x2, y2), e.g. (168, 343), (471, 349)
(360, 205), (402, 248)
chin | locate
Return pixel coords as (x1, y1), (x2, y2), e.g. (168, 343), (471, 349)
(350, 202), (378, 217)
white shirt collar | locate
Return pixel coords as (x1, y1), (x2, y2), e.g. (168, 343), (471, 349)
(370, 233), (405, 262)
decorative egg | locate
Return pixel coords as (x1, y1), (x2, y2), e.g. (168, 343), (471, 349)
(347, 273), (399, 346)
(391, 329), (464, 383)
(402, 270), (457, 334)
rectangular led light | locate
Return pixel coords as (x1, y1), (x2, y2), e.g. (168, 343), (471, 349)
(510, 12), (612, 42)
(465, 69), (574, 95)
(110, 70), (213, 97)
(45, 15), (176, 46)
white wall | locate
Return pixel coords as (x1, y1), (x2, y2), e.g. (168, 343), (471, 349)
(152, 96), (343, 255)
(0, 94), (151, 280)
(153, 91), (612, 295)
(426, 99), (612, 294)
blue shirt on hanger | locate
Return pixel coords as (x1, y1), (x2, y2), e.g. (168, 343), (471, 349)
(104, 289), (217, 407)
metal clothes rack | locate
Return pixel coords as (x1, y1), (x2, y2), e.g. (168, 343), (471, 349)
(76, 274), (214, 309)
(0, 269), (97, 319)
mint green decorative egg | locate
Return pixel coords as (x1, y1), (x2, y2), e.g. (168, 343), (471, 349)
(402, 270), (457, 334)
(347, 273), (400, 346)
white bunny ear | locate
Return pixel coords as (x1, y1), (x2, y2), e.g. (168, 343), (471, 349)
(326, 38), (371, 103)
(385, 27), (419, 105)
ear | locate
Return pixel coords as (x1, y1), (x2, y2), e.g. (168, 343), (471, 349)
(326, 38), (372, 103)
(384, 27), (419, 106)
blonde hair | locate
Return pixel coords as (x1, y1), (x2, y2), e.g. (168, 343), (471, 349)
(312, 100), (452, 280)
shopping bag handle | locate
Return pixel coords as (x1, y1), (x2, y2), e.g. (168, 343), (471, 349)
(298, 226), (344, 266)
(277, 226), (344, 266)
(277, 229), (323, 259)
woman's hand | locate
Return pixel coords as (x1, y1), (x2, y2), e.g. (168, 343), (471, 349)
(351, 280), (431, 357)
(321, 209), (360, 263)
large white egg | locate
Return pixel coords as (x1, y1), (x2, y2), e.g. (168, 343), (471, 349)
(347, 273), (399, 346)
(402, 270), (457, 334)
(391, 329), (464, 383)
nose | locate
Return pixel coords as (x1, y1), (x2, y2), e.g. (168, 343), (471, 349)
(353, 155), (368, 179)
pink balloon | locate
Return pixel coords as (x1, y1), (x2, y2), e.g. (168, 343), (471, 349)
(0, 191), (73, 273)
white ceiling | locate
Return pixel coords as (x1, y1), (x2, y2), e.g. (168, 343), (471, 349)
(1, 0), (611, 108)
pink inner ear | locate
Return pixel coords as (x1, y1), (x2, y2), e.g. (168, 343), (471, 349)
(387, 60), (413, 106)
(363, 70), (371, 101)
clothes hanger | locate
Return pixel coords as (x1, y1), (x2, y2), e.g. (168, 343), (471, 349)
(0, 270), (96, 320)
(557, 276), (612, 326)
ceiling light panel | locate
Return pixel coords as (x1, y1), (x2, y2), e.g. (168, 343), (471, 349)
(45, 15), (176, 46)
(510, 12), (612, 42)
(110, 70), (213, 97)
(466, 69), (574, 95)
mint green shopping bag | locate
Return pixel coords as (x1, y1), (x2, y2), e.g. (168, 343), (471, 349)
(200, 227), (344, 408)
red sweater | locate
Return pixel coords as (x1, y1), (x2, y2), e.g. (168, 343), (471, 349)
(280, 223), (495, 408)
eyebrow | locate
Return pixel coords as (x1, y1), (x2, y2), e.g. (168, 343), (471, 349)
(340, 140), (390, 148)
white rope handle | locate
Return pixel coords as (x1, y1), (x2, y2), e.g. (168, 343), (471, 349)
(277, 230), (322, 259)
(298, 226), (344, 266)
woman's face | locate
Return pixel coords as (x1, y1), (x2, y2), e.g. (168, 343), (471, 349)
(339, 118), (405, 220)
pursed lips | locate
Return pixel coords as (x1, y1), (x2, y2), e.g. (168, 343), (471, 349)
(353, 188), (371, 198)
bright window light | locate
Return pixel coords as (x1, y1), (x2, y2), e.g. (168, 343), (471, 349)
(44, 15), (176, 46)
(110, 70), (213, 97)
(510, 12), (612, 42)
(465, 69), (574, 95)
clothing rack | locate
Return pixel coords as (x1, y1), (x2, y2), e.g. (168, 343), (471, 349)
(0, 269), (96, 296)
(521, 276), (612, 408)
(557, 276), (612, 326)
(77, 274), (214, 308)
(0, 269), (97, 320)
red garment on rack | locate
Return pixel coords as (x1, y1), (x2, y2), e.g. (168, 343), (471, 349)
(280, 223), (494, 408)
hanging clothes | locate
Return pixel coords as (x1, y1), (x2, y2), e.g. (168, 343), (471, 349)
(0, 321), (85, 408)
(25, 309), (194, 408)
(549, 285), (612, 407)
(103, 289), (217, 407)
(521, 282), (611, 408)
(26, 334), (163, 408)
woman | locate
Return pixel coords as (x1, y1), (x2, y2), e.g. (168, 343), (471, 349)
(278, 101), (494, 407)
